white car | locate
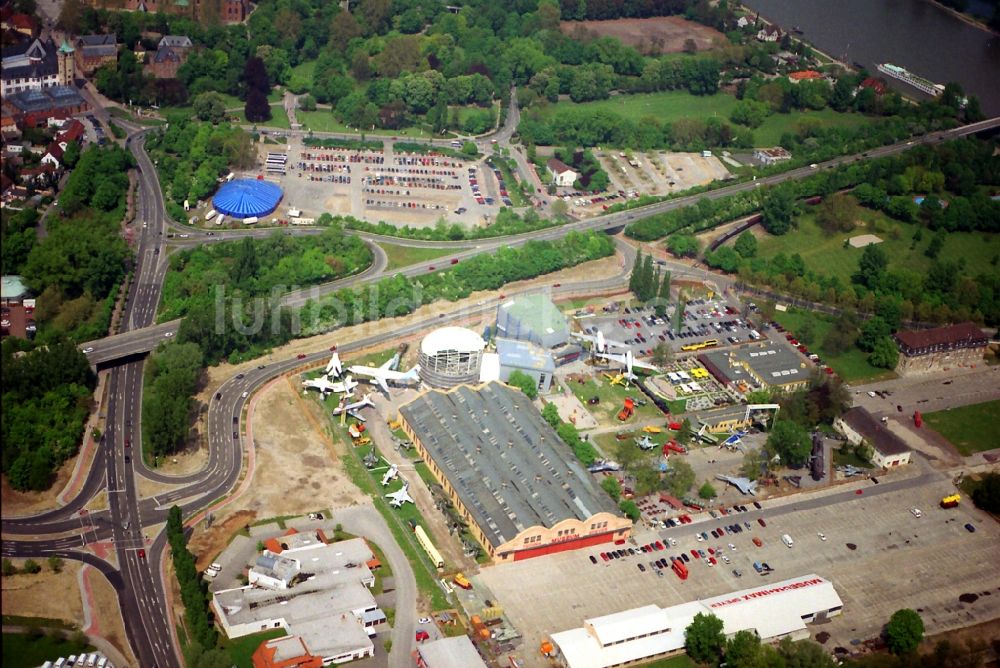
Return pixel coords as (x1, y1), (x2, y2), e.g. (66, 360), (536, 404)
(696, 534), (704, 542)
(817, 532), (827, 541)
(418, 617), (431, 625)
(241, 391), (249, 398)
(728, 543), (737, 551)
(84, 346), (94, 353)
(164, 332), (174, 337)
(867, 391), (877, 398)
(911, 507), (923, 518)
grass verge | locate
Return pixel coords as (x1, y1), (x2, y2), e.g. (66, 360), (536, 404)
(221, 628), (286, 668)
(923, 400), (1000, 456)
(379, 243), (457, 271)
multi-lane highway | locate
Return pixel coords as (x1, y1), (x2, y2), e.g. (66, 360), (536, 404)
(4, 107), (998, 668)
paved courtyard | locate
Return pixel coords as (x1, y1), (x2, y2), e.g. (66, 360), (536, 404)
(476, 465), (1000, 666)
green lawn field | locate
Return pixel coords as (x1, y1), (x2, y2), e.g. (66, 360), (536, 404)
(923, 400), (1000, 456)
(755, 210), (999, 287)
(769, 308), (896, 383)
(379, 242), (457, 271)
(537, 91), (739, 125)
(754, 108), (873, 146)
(568, 376), (666, 426)
(296, 110), (448, 139)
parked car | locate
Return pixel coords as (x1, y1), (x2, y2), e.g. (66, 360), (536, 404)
(757, 518), (767, 527)
(965, 523), (976, 533)
(589, 555), (598, 564)
(753, 537), (763, 547)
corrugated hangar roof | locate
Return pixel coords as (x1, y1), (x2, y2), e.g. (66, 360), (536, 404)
(398, 382), (618, 548)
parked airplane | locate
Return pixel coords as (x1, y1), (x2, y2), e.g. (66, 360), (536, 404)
(572, 330), (626, 354)
(837, 465), (867, 477)
(325, 351), (344, 378)
(587, 459), (622, 473)
(332, 393), (375, 421)
(635, 434), (657, 451)
(381, 463), (399, 487)
(595, 350), (658, 383)
(348, 357), (420, 394)
(716, 474), (758, 496)
(386, 482), (414, 508)
(302, 375), (358, 396)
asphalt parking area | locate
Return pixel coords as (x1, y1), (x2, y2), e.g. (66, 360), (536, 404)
(476, 473), (1000, 664)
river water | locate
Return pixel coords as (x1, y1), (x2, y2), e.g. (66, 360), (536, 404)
(741, 0), (1000, 115)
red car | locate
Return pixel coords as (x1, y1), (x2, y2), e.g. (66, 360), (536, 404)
(296, 353), (306, 359)
(752, 537), (762, 547)
(600, 552), (609, 561)
(124, 439), (130, 449)
(553, 283), (561, 288)
(757, 518), (767, 527)
(137, 549), (146, 558)
(416, 630), (430, 642)
(691, 549), (699, 558)
(329, 345), (337, 351)
(428, 265), (435, 271)
(654, 540), (664, 550)
(709, 557), (717, 565)
(450, 258), (459, 265)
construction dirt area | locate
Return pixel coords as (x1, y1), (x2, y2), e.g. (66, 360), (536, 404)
(560, 16), (725, 54)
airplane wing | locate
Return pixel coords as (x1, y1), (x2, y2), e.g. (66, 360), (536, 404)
(380, 356), (395, 370)
(571, 332), (597, 344)
(631, 358), (660, 372)
(603, 336), (629, 349)
(595, 351), (625, 365)
(347, 409), (367, 422)
(375, 375), (389, 394)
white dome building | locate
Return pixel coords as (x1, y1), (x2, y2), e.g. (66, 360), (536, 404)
(418, 327), (486, 389)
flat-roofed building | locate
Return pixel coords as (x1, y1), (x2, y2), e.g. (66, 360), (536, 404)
(700, 342), (810, 392)
(893, 322), (987, 376)
(834, 407), (912, 468)
(551, 575), (843, 668)
(397, 382), (629, 562)
(495, 293), (569, 349)
(215, 538), (379, 665)
(251, 635), (322, 668)
(496, 338), (555, 394)
(413, 635), (488, 668)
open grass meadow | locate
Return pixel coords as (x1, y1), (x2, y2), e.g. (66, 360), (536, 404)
(769, 307), (896, 383)
(538, 91), (739, 125)
(567, 375), (666, 426)
(755, 210), (999, 287)
(923, 400), (1000, 456)
(753, 108), (873, 146)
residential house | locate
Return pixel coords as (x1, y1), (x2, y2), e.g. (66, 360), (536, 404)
(74, 34), (118, 76)
(87, 0), (250, 24)
(546, 158), (578, 187)
(1, 12), (39, 38)
(736, 16), (750, 29)
(860, 77), (888, 96)
(159, 35), (193, 51)
(757, 25), (781, 42)
(788, 70), (822, 83)
(41, 142), (63, 168)
(146, 44), (183, 79)
(55, 119), (85, 147)
(753, 147), (792, 166)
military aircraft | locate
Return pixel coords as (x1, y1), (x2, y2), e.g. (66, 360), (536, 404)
(635, 434), (657, 451)
(837, 465), (867, 477)
(587, 459), (622, 473)
(572, 330), (627, 354)
(380, 462), (399, 487)
(715, 474), (758, 496)
(325, 351), (344, 377)
(302, 375), (358, 396)
(332, 393), (375, 421)
(348, 356), (421, 394)
(386, 482), (414, 508)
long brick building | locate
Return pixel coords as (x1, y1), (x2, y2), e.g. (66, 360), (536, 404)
(893, 322), (988, 375)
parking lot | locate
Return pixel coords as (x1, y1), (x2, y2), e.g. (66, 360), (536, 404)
(476, 470), (1000, 666)
(579, 296), (764, 359)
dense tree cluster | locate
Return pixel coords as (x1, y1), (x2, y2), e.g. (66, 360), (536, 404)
(143, 343), (202, 458)
(161, 226), (372, 320)
(686, 612), (838, 666)
(301, 231), (614, 335)
(1, 208), (40, 276)
(2, 339), (95, 491)
(506, 370), (539, 399)
(166, 506), (220, 657)
(24, 146), (131, 342)
(143, 121), (256, 221)
(629, 251), (671, 303)
(343, 207), (563, 241)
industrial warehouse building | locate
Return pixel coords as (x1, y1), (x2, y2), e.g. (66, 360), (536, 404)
(496, 338), (556, 394)
(893, 322), (987, 376)
(397, 382), (630, 562)
(413, 635), (488, 668)
(417, 326), (486, 389)
(495, 293), (570, 349)
(834, 407), (912, 468)
(699, 342), (810, 392)
(551, 575), (843, 668)
(214, 538), (381, 664)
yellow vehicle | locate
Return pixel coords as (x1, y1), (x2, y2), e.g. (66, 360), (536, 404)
(681, 339), (720, 352)
(453, 573), (472, 590)
(642, 425), (663, 433)
(940, 494), (960, 509)
(352, 437), (371, 446)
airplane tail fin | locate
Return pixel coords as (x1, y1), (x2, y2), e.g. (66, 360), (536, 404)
(402, 367), (420, 383)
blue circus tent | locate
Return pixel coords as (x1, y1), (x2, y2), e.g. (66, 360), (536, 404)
(212, 179), (283, 219)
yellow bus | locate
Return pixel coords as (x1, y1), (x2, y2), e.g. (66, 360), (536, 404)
(680, 339), (720, 352)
